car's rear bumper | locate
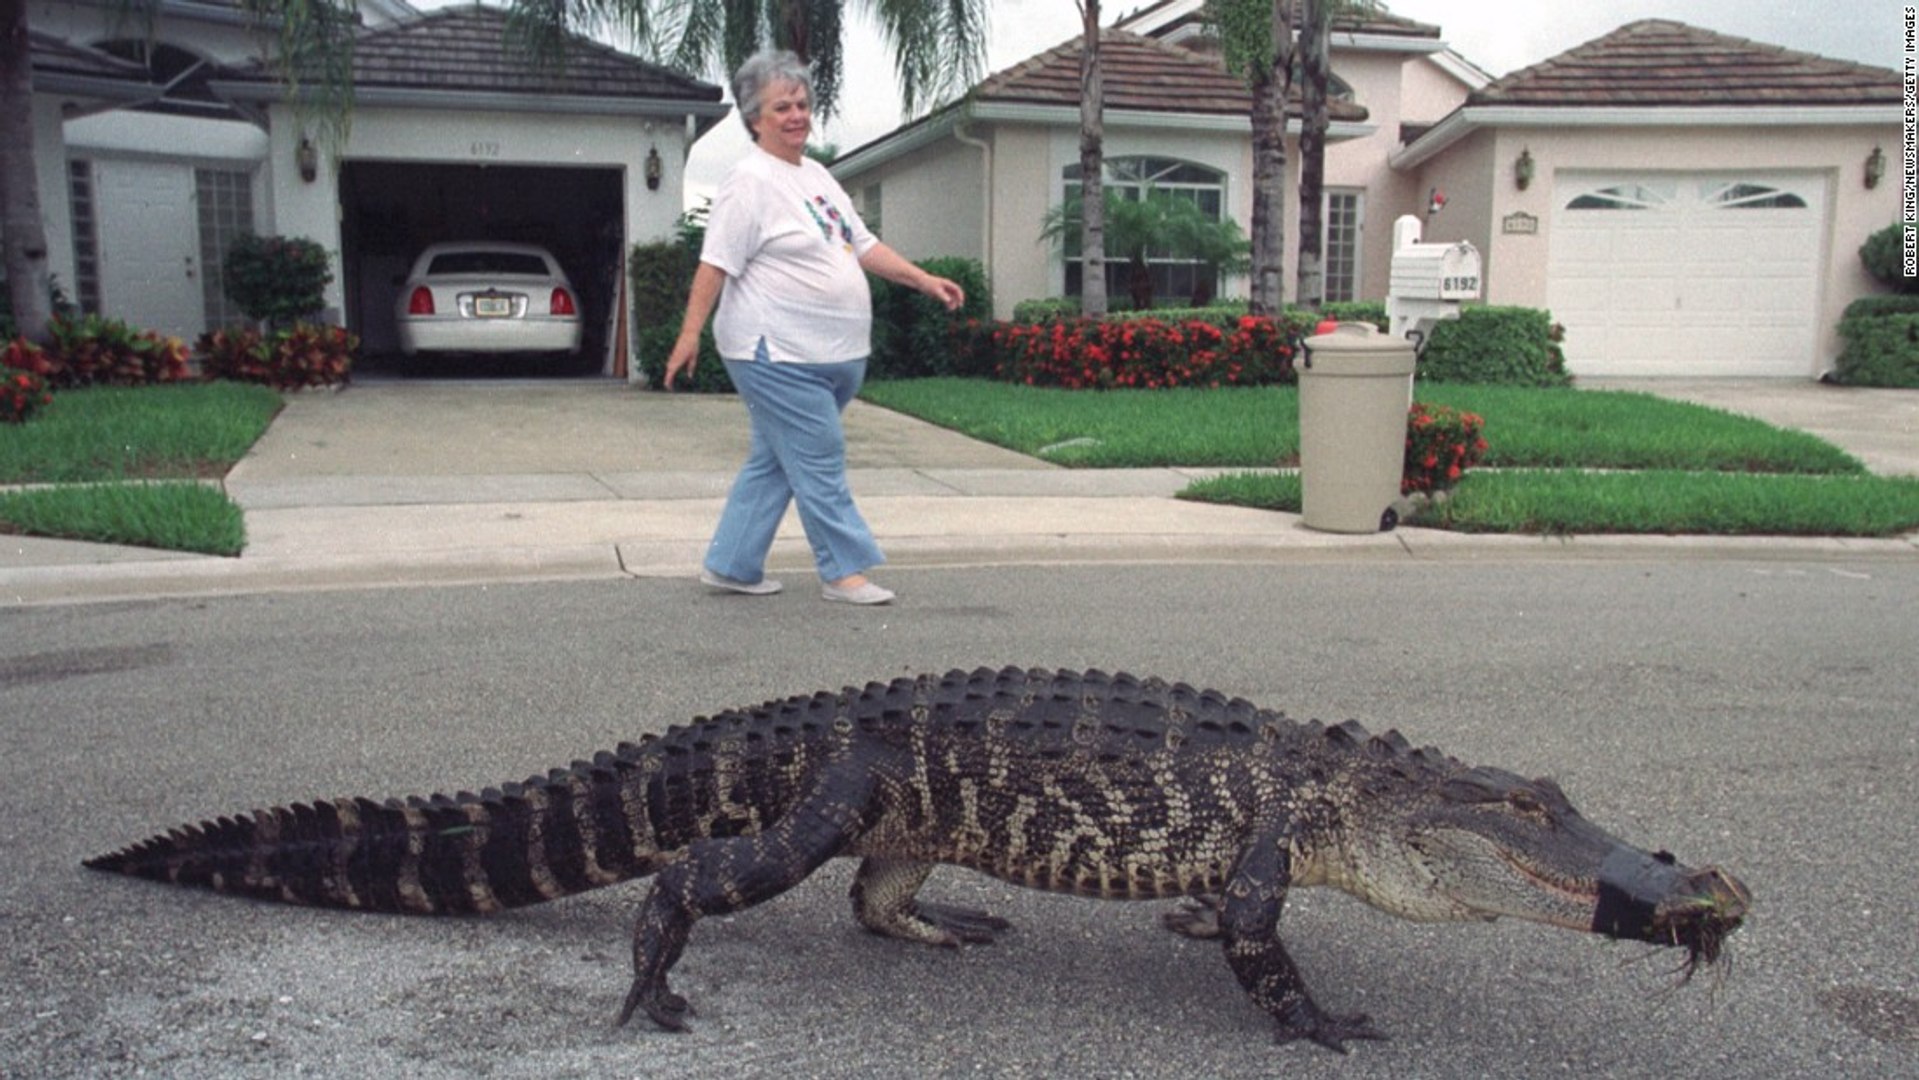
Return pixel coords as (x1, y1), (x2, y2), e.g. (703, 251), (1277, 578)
(397, 318), (582, 356)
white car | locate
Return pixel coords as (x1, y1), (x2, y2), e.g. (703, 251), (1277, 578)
(395, 242), (582, 357)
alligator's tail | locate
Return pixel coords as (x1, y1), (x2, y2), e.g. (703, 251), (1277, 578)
(83, 755), (667, 915)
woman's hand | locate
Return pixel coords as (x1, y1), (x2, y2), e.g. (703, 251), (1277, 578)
(663, 333), (700, 390)
(921, 275), (965, 312)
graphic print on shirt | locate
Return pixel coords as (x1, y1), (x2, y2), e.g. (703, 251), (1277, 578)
(805, 194), (855, 253)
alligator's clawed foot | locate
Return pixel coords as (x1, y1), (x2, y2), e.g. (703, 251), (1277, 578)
(1272, 1001), (1388, 1054)
(617, 980), (695, 1032)
(917, 902), (1013, 945)
(1160, 894), (1225, 939)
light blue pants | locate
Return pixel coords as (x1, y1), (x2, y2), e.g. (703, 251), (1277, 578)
(704, 351), (884, 584)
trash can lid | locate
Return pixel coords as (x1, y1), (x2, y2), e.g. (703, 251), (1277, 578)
(1301, 321), (1416, 376)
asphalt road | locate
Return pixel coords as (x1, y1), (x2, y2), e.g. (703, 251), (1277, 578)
(2, 560), (1915, 1078)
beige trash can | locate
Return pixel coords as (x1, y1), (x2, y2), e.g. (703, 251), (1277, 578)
(1297, 322), (1416, 533)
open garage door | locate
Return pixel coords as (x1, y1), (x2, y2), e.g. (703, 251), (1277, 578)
(339, 161), (625, 377)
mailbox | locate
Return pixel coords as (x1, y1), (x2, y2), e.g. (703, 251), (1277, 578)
(1385, 215), (1480, 352)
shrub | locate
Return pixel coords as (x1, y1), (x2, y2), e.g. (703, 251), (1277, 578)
(198, 323), (355, 389)
(628, 240), (700, 334)
(632, 324), (734, 392)
(993, 313), (1306, 389)
(1859, 223), (1919, 294)
(1416, 306), (1569, 387)
(1011, 297), (1081, 322)
(867, 256), (993, 380)
(0, 367), (53, 424)
(41, 315), (191, 387)
(222, 235), (334, 325)
(1833, 311), (1919, 388)
(1403, 401), (1487, 495)
(1320, 300), (1387, 329)
(1843, 294), (1919, 319)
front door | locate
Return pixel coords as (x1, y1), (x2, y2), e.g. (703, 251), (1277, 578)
(95, 159), (203, 339)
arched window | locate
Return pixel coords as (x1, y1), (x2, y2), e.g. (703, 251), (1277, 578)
(1060, 156), (1229, 307)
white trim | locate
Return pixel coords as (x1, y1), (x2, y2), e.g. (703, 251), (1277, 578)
(1333, 33), (1444, 55)
(1426, 49), (1493, 90)
(1393, 104), (1900, 170)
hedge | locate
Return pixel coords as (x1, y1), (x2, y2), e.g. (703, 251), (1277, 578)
(1834, 305), (1919, 388)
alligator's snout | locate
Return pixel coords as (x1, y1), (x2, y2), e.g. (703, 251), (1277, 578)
(1592, 847), (1749, 974)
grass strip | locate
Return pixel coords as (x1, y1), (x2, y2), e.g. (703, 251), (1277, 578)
(0, 382), (282, 484)
(1180, 470), (1919, 538)
(0, 482), (246, 555)
(860, 378), (1865, 474)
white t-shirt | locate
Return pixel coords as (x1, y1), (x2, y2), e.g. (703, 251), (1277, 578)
(701, 147), (880, 363)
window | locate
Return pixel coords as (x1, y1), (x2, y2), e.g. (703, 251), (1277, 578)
(195, 168), (254, 327)
(1710, 183), (1807, 210)
(1323, 190), (1362, 304)
(67, 160), (101, 315)
(1060, 156), (1229, 306)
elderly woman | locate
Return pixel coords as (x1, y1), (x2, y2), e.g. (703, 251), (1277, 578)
(665, 49), (962, 606)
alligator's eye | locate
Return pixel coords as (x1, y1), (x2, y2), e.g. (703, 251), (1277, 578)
(1506, 789), (1547, 816)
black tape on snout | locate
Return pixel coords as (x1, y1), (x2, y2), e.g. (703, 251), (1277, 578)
(1592, 847), (1685, 942)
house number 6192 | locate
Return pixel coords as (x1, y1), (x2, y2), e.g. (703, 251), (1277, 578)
(470, 141), (501, 158)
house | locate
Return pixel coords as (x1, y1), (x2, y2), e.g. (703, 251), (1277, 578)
(23, 1), (728, 375)
(831, 7), (1902, 378)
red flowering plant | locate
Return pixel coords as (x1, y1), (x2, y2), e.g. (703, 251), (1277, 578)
(992, 312), (1309, 390)
(1403, 401), (1488, 495)
(0, 363), (54, 424)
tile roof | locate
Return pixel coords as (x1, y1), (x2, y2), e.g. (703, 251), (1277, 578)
(1470, 19), (1899, 108)
(28, 28), (152, 82)
(1116, 0), (1439, 40)
(223, 4), (721, 103)
(975, 29), (1367, 122)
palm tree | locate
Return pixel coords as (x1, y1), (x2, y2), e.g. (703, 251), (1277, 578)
(1076, 0), (1108, 317)
(1, 0), (55, 341)
(1295, 0), (1379, 311)
(619, 0), (986, 120)
(1040, 185), (1251, 310)
(1207, 0), (1295, 316)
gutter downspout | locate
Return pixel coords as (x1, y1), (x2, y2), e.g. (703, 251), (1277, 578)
(952, 117), (991, 288)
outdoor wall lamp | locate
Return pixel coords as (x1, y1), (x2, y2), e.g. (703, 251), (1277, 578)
(1514, 148), (1535, 190)
(645, 146), (662, 191)
(1865, 145), (1885, 189)
(295, 137), (319, 184)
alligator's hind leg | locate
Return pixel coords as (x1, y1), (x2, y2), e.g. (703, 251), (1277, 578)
(1218, 830), (1385, 1053)
(618, 769), (875, 1032)
(849, 858), (1011, 946)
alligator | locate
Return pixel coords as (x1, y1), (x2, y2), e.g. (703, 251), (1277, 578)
(84, 667), (1750, 1051)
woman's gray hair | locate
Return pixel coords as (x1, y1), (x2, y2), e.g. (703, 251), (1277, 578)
(731, 50), (814, 138)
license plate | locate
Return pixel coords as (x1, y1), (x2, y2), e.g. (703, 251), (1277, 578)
(473, 295), (511, 317)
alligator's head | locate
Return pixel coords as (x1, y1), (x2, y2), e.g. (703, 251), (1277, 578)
(1335, 756), (1750, 976)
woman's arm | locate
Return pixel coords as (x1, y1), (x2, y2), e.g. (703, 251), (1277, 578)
(663, 262), (727, 389)
(858, 243), (965, 312)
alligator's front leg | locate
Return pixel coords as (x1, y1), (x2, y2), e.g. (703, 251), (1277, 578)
(618, 769), (875, 1031)
(850, 857), (1011, 945)
(1219, 830), (1386, 1053)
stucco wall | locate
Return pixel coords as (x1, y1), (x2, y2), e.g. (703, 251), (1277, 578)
(849, 131), (985, 263)
(32, 95), (74, 296)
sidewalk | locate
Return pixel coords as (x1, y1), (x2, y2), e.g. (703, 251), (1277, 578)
(4, 378), (1916, 605)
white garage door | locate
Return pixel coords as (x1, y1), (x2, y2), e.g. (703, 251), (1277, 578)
(1547, 172), (1826, 377)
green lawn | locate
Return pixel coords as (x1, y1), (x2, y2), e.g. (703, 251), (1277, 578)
(859, 379), (1864, 474)
(863, 378), (1919, 538)
(0, 382), (278, 554)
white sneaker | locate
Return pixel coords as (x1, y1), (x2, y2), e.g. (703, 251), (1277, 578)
(700, 569), (782, 595)
(821, 580), (895, 605)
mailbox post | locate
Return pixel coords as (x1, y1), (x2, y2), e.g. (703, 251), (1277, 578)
(1385, 215), (1481, 352)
